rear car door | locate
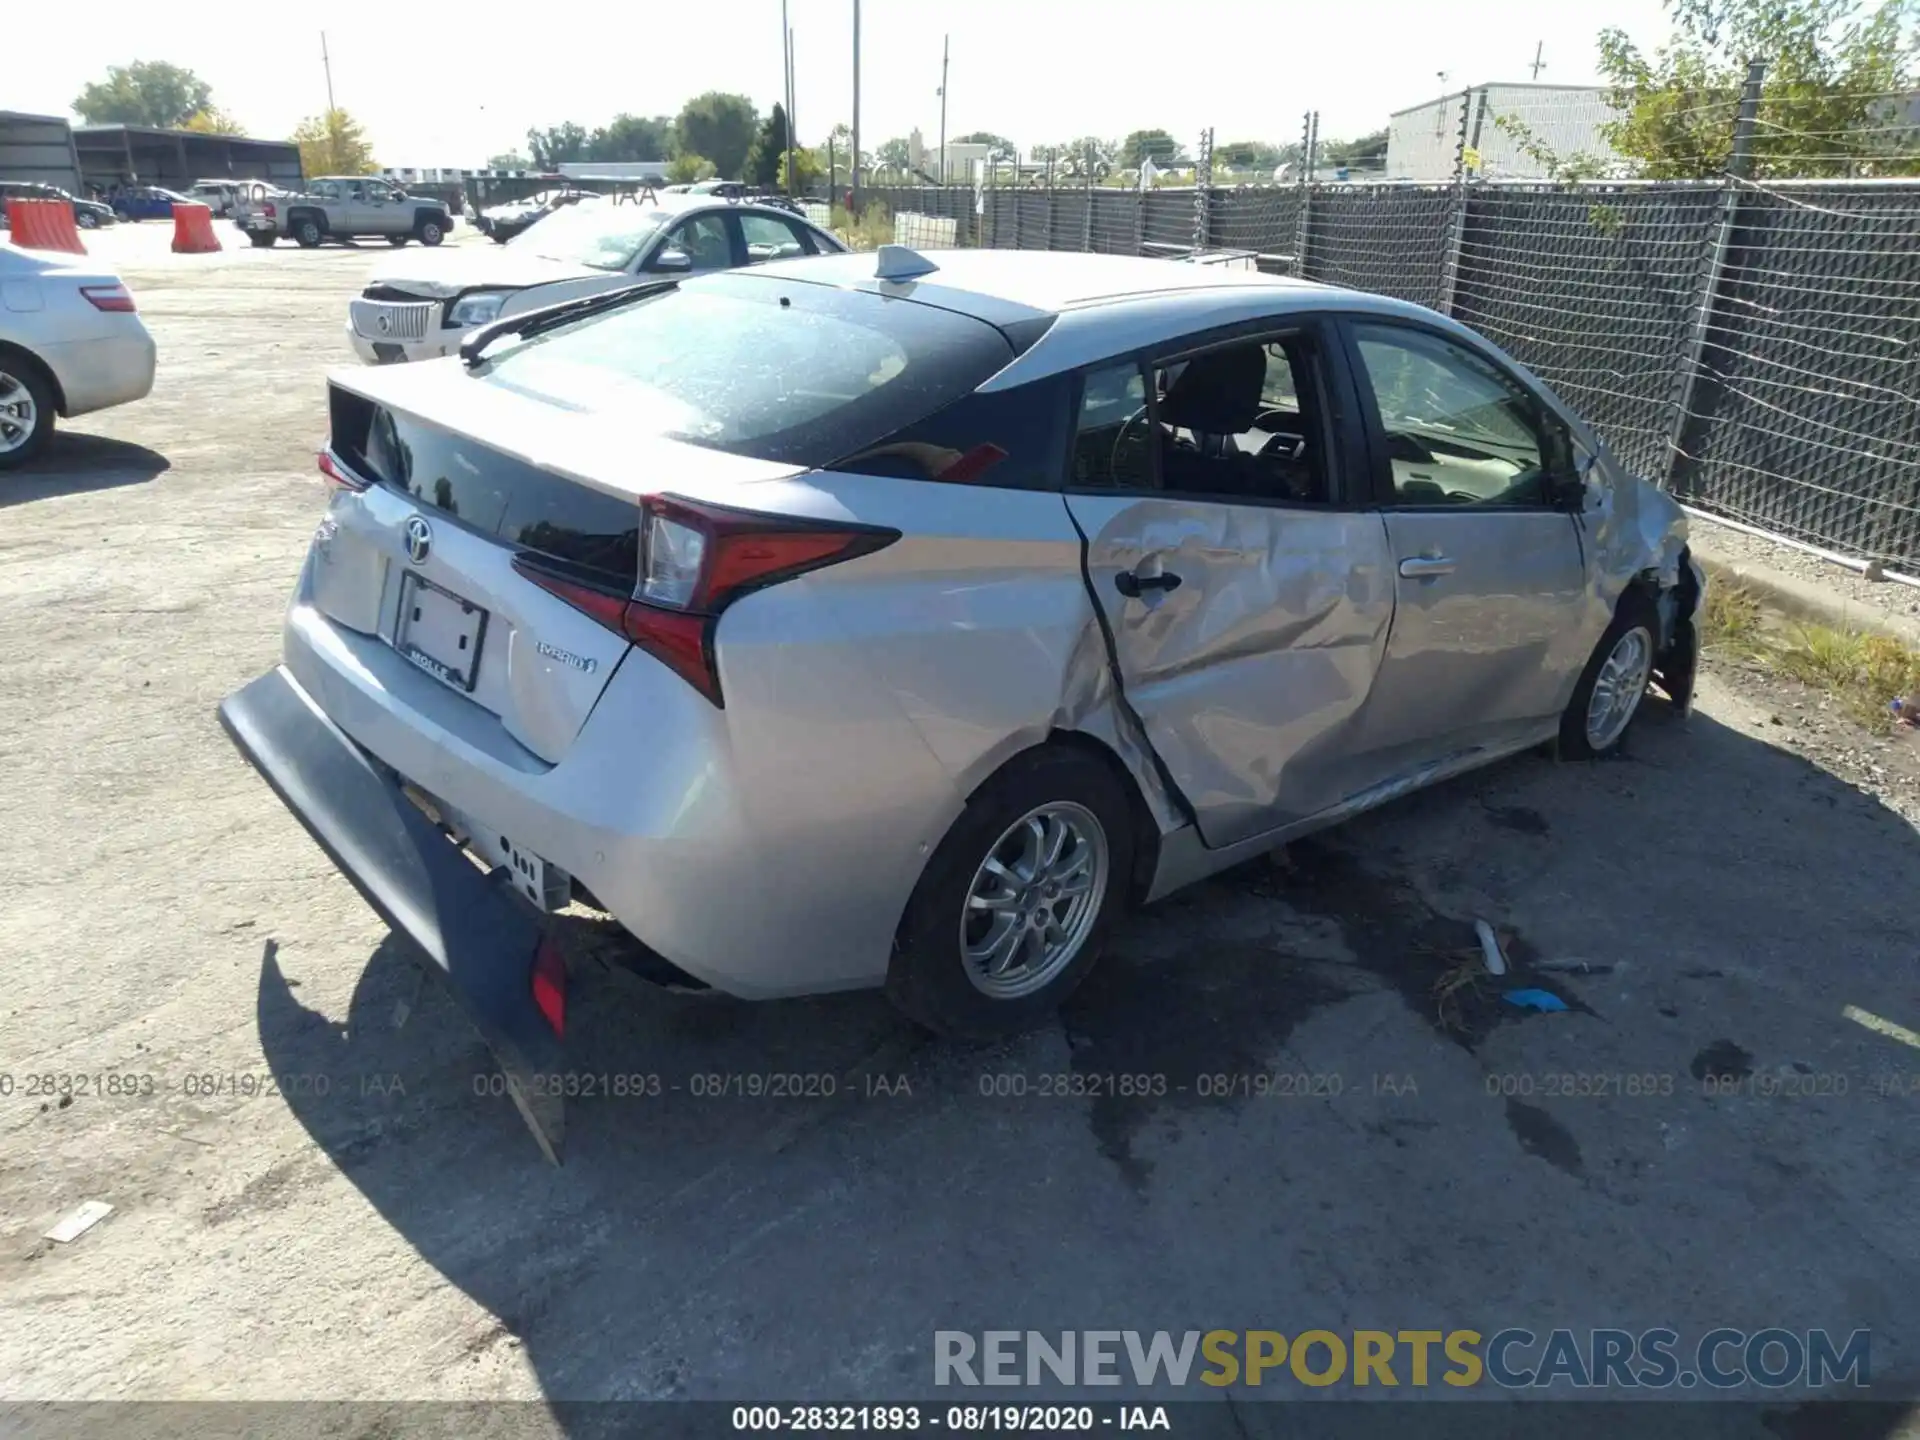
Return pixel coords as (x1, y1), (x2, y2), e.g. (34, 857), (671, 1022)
(1061, 322), (1398, 848)
(1339, 317), (1592, 767)
(738, 210), (820, 264)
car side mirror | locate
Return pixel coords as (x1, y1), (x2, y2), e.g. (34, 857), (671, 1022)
(652, 248), (694, 272)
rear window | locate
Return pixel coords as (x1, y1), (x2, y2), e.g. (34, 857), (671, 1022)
(476, 274), (1016, 467)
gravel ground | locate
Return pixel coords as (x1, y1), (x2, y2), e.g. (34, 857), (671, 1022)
(3, 227), (1919, 1421)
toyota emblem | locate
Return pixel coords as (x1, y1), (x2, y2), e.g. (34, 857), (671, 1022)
(404, 515), (432, 565)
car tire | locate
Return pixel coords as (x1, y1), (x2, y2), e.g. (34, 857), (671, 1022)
(0, 356), (56, 471)
(886, 748), (1134, 1040)
(248, 231), (276, 248)
(416, 217), (446, 247)
(293, 217), (323, 248)
(76, 211), (99, 230)
(1559, 590), (1660, 760)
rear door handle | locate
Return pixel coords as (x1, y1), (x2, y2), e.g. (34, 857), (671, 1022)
(1114, 569), (1183, 599)
(1397, 555), (1456, 579)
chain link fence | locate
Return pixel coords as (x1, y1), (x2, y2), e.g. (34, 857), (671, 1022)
(823, 106), (1919, 575)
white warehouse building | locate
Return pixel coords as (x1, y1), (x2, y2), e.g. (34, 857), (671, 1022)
(1386, 83), (1624, 181)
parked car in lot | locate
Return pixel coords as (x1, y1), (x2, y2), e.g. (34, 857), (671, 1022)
(111, 186), (194, 221)
(219, 248), (1703, 1157)
(187, 179), (242, 217)
(0, 181), (117, 230)
(344, 193), (843, 364)
(475, 187), (601, 244)
(0, 244), (156, 469)
(232, 176), (454, 250)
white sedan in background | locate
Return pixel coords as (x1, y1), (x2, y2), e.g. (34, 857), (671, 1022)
(0, 244), (157, 470)
(344, 194), (846, 364)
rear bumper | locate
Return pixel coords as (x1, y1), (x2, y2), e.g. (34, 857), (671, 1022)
(43, 330), (157, 417)
(217, 664), (567, 1162)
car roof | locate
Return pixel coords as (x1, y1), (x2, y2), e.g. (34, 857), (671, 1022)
(739, 248), (1456, 388)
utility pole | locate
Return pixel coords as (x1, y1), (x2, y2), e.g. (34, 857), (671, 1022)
(851, 0), (862, 208)
(782, 1), (796, 194)
(1530, 41), (1546, 81)
(320, 31), (336, 113)
(938, 34), (949, 185)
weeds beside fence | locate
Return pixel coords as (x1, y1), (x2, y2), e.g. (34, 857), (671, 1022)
(843, 170), (1920, 578)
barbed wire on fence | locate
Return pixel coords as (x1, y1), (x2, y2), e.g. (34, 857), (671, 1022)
(842, 79), (1920, 574)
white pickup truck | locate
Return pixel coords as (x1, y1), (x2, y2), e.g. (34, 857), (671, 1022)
(232, 177), (454, 250)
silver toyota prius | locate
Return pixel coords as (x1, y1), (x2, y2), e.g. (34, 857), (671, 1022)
(220, 247), (1703, 1157)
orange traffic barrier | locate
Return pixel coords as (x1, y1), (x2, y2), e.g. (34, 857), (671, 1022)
(171, 200), (221, 254)
(3, 198), (86, 254)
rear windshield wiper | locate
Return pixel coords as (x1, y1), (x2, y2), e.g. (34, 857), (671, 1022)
(460, 279), (677, 368)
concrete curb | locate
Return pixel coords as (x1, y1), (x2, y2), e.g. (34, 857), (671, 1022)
(1691, 549), (1920, 651)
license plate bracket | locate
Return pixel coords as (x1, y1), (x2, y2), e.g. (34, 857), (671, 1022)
(395, 571), (488, 692)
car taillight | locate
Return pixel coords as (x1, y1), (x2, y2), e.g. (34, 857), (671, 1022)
(512, 493), (898, 707)
(316, 447), (370, 491)
(79, 283), (135, 313)
(263, 202), (277, 218)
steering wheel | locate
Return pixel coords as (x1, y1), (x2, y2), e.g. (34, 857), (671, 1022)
(1108, 404), (1158, 484)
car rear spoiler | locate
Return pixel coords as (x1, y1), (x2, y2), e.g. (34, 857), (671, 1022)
(217, 666), (567, 1163)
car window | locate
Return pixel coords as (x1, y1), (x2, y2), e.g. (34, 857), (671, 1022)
(1070, 363), (1154, 489)
(651, 214), (732, 271)
(478, 272), (1014, 467)
(313, 182), (340, 201)
(740, 213), (816, 262)
(365, 180), (392, 201)
(1150, 337), (1329, 503)
(343, 181), (367, 201)
(1351, 323), (1563, 508)
(513, 203), (671, 270)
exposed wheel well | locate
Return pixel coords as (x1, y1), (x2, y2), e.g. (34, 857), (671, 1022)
(0, 342), (66, 416)
(287, 207), (328, 233)
(1002, 731), (1164, 903)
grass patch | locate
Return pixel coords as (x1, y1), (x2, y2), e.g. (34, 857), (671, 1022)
(1700, 582), (1920, 729)
(829, 202), (896, 251)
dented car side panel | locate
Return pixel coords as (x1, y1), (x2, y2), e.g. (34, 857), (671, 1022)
(1064, 494), (1397, 848)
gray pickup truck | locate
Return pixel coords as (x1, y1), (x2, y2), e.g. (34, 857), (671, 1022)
(232, 176), (453, 249)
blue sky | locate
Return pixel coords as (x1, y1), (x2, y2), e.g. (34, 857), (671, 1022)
(21, 0), (1674, 166)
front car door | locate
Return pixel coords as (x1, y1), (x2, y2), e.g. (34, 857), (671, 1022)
(1339, 317), (1592, 769)
(1061, 321), (1398, 848)
(359, 178), (401, 233)
(640, 211), (737, 278)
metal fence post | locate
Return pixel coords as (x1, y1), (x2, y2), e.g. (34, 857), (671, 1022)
(1011, 152), (1022, 249)
(1045, 154), (1057, 248)
(1293, 111), (1316, 278)
(1664, 58), (1767, 493)
(1194, 127), (1214, 254)
(1083, 156), (1094, 251)
(1437, 89), (1475, 316)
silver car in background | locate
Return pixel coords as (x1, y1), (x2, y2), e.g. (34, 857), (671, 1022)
(345, 195), (848, 364)
(0, 244), (157, 469)
(220, 248), (1702, 1157)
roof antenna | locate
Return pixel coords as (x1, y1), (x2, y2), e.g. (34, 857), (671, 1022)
(875, 244), (939, 281)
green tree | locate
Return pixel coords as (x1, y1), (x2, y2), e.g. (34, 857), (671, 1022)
(1120, 128), (1185, 167)
(778, 147), (824, 192)
(74, 61), (212, 127)
(954, 130), (1017, 161)
(1598, 0), (1920, 178)
(487, 151), (532, 170)
(590, 113), (675, 163)
(182, 107), (246, 137)
(667, 152), (718, 185)
(526, 122), (590, 169)
(747, 105), (794, 186)
(292, 109), (377, 176)
(874, 135), (913, 176)
(1322, 128), (1389, 168)
(675, 92), (759, 180)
